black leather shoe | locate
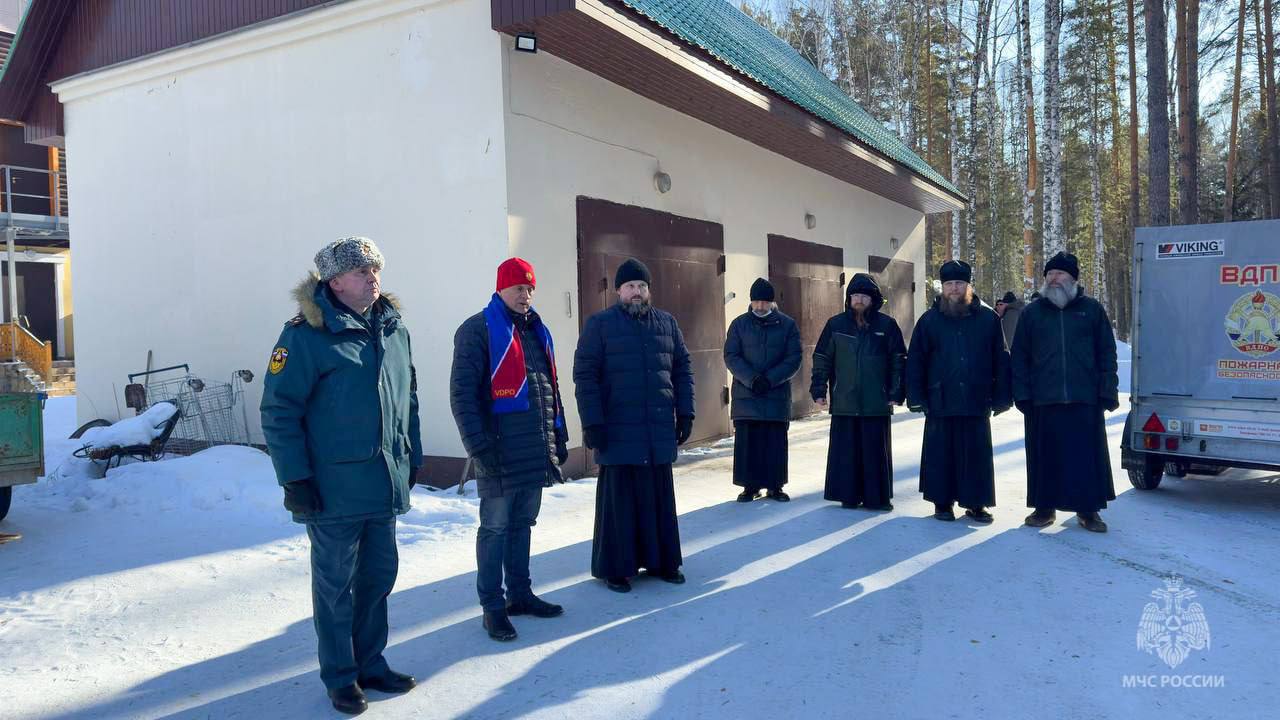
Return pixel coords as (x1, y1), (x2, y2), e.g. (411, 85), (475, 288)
(657, 569), (685, 584)
(507, 594), (564, 618)
(1076, 512), (1108, 533)
(766, 489), (791, 502)
(737, 489), (761, 502)
(359, 669), (416, 694)
(482, 610), (518, 641)
(933, 504), (956, 521)
(840, 501), (861, 509)
(328, 684), (368, 715)
(964, 508), (994, 524)
(867, 502), (893, 512)
(605, 577), (632, 593)
(1024, 509), (1056, 527)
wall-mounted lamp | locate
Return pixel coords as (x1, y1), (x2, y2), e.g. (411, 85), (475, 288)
(654, 171), (672, 194)
(725, 291), (736, 305)
(890, 236), (899, 250)
(515, 34), (537, 53)
(804, 213), (817, 230)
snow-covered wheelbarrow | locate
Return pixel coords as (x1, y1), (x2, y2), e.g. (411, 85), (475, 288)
(71, 400), (183, 471)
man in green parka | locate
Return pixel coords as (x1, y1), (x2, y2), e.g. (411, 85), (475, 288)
(260, 236), (422, 715)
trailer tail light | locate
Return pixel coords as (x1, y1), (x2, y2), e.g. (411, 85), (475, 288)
(1165, 437), (1180, 451)
(1143, 434), (1160, 450)
(1142, 413), (1166, 433)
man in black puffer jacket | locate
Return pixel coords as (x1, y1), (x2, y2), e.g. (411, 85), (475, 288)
(906, 260), (1012, 524)
(450, 258), (569, 642)
(724, 278), (802, 502)
(1011, 251), (1119, 533)
(573, 258), (695, 594)
(810, 273), (907, 511)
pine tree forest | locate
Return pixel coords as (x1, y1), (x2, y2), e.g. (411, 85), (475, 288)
(741, 0), (1273, 340)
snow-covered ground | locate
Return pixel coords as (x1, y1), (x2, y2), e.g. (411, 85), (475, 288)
(3, 378), (1278, 719)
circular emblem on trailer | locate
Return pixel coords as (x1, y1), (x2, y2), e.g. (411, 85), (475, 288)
(269, 347), (289, 374)
(1224, 290), (1280, 358)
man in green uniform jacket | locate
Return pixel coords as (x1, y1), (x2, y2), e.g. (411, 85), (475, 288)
(260, 236), (422, 715)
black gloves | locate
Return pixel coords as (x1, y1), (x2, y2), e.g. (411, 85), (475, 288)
(676, 416), (694, 445)
(1015, 400), (1032, 415)
(282, 479), (322, 515)
(584, 425), (608, 451)
(1103, 397), (1120, 412)
(474, 446), (500, 473)
(750, 376), (771, 395)
(555, 441), (569, 466)
(409, 466), (421, 489)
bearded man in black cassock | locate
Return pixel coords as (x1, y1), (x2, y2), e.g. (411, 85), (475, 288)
(906, 260), (1012, 523)
(573, 258), (696, 592)
(1011, 252), (1120, 533)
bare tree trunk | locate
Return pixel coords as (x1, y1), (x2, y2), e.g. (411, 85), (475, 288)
(925, 0), (936, 284)
(949, 0), (963, 260)
(1128, 0), (1141, 229)
(1043, 0), (1065, 253)
(986, 49), (1000, 297)
(1145, 0), (1171, 225)
(1090, 78), (1109, 307)
(1265, 0), (1280, 212)
(966, 0), (994, 272)
(1226, 0), (1246, 221)
(1020, 0), (1039, 297)
(1254, 0), (1272, 217)
(1175, 0), (1200, 223)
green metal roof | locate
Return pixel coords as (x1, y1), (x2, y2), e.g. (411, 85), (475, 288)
(618, 0), (962, 198)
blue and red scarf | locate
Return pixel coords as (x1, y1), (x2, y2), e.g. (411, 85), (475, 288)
(483, 293), (564, 428)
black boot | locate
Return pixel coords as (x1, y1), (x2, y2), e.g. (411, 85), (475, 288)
(605, 577), (632, 593)
(359, 669), (416, 694)
(1076, 512), (1108, 533)
(964, 507), (994, 524)
(766, 489), (791, 502)
(507, 594), (564, 618)
(840, 501), (861, 509)
(866, 502), (893, 512)
(482, 610), (518, 641)
(328, 684), (368, 715)
(933, 503), (956, 521)
(653, 568), (685, 584)
(737, 489), (762, 503)
(1024, 508), (1056, 527)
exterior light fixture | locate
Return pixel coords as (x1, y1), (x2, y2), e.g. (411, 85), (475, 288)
(890, 236), (900, 250)
(654, 171), (672, 194)
(804, 213), (817, 230)
(515, 34), (537, 53)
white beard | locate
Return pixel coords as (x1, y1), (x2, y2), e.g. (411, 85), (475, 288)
(1040, 278), (1079, 309)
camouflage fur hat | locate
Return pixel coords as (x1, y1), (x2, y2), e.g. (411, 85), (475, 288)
(314, 236), (385, 282)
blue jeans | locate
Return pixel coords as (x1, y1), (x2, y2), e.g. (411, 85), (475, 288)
(306, 517), (398, 690)
(476, 486), (543, 611)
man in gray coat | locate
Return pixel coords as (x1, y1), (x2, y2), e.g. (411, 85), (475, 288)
(724, 278), (802, 501)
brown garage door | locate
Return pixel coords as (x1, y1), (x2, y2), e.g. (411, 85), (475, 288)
(868, 255), (916, 345)
(768, 235), (845, 419)
(577, 197), (729, 445)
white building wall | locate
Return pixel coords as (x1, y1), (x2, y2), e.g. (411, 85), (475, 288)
(54, 0), (510, 457)
(502, 48), (928, 442)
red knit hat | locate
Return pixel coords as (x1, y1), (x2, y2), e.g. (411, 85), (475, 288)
(496, 257), (536, 291)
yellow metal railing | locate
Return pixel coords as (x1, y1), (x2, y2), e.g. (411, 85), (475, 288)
(0, 322), (52, 384)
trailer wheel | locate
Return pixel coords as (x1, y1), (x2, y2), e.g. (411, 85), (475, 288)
(1165, 460), (1190, 478)
(0, 486), (11, 522)
(1128, 456), (1164, 490)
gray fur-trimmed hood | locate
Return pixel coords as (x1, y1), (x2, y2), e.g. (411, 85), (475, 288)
(292, 272), (401, 329)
